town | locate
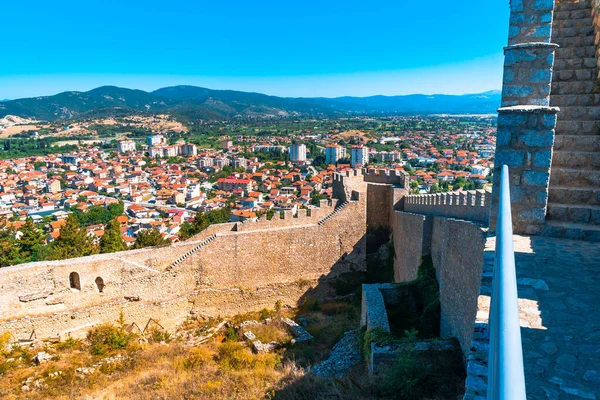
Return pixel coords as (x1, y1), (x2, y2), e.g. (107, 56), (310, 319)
(0, 114), (496, 265)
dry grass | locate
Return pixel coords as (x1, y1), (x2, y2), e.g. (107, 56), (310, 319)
(248, 323), (292, 344)
(0, 298), (464, 399)
(0, 339), (285, 400)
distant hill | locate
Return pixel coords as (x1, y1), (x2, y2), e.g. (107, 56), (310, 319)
(0, 85), (501, 121)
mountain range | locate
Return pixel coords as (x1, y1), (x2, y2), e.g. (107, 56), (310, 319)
(0, 86), (501, 121)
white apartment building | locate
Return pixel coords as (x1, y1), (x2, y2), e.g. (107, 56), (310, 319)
(117, 140), (136, 154)
(149, 145), (178, 158)
(180, 143), (198, 156)
(234, 157), (248, 169)
(325, 145), (346, 165)
(146, 135), (165, 146)
(199, 157), (214, 167)
(254, 145), (287, 153)
(214, 157), (231, 168)
(289, 143), (307, 162)
(351, 146), (369, 168)
(369, 150), (400, 163)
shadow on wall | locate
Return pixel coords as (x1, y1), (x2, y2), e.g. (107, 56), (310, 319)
(295, 226), (397, 307)
(294, 233), (368, 304)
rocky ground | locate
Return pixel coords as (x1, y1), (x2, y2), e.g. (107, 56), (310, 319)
(312, 330), (362, 378)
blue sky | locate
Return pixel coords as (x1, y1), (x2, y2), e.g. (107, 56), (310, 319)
(0, 0), (509, 99)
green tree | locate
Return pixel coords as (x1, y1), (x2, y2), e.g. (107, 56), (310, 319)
(312, 155), (326, 168)
(107, 201), (125, 217)
(17, 218), (45, 262)
(49, 215), (96, 260)
(429, 183), (441, 194)
(0, 226), (19, 267)
(73, 201), (124, 227)
(100, 219), (125, 254)
(179, 211), (213, 240)
(134, 228), (169, 249)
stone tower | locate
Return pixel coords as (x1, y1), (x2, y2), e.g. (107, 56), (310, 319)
(492, 0), (599, 241)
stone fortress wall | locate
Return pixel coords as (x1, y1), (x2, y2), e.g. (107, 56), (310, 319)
(403, 190), (491, 225)
(362, 171), (489, 359)
(387, 210), (487, 359)
(362, 169), (410, 231)
(0, 172), (367, 339)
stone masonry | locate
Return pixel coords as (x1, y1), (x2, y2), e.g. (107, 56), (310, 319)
(363, 168), (410, 231)
(492, 0), (600, 241)
(491, 0), (560, 235)
(0, 172), (367, 339)
(403, 189), (491, 225)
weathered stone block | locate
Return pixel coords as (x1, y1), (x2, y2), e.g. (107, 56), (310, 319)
(503, 68), (515, 83)
(19, 290), (53, 303)
(498, 112), (528, 127)
(534, 24), (552, 38)
(523, 170), (550, 187)
(519, 131), (555, 147)
(532, 0), (554, 11)
(503, 85), (533, 98)
(510, 13), (526, 24)
(530, 68), (552, 82)
(495, 150), (525, 167)
(510, 186), (528, 203)
(511, 0), (524, 12)
(496, 128), (512, 147)
(539, 11), (553, 23)
(541, 113), (558, 128)
(533, 150), (553, 167)
(536, 190), (549, 204)
(518, 208), (546, 223)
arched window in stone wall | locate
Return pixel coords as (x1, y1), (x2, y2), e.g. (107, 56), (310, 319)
(69, 272), (81, 291)
(95, 277), (105, 293)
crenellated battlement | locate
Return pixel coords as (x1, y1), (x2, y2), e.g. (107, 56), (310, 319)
(332, 168), (363, 183)
(403, 190), (491, 225)
(362, 168), (410, 188)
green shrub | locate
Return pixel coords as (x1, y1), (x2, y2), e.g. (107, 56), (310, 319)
(251, 324), (292, 344)
(298, 298), (321, 313)
(55, 337), (83, 351)
(0, 332), (11, 356)
(90, 342), (108, 356)
(87, 323), (134, 354)
(181, 347), (213, 370)
(378, 343), (464, 400)
(147, 327), (172, 344)
(0, 358), (18, 375)
(217, 342), (280, 371)
(224, 327), (239, 342)
(259, 308), (274, 320)
(363, 328), (395, 359)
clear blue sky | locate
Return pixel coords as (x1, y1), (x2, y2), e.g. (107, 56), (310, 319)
(0, 0), (509, 99)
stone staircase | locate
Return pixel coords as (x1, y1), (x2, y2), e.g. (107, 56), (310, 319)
(318, 201), (349, 226)
(167, 234), (217, 270)
(546, 0), (600, 241)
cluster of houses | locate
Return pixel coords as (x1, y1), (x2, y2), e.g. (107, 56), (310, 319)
(0, 121), (496, 249)
(0, 146), (340, 246)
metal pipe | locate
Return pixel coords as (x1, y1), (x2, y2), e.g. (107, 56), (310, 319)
(487, 165), (526, 400)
